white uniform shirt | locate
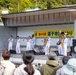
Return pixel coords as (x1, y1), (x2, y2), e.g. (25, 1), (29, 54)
(32, 37), (36, 45)
(26, 39), (32, 50)
(46, 37), (51, 47)
(8, 38), (14, 44)
(16, 39), (20, 46)
(8, 38), (14, 50)
(64, 38), (68, 47)
(63, 38), (68, 56)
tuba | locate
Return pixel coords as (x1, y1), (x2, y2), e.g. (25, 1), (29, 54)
(44, 39), (47, 46)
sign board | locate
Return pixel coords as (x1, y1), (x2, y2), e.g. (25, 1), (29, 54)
(34, 30), (74, 38)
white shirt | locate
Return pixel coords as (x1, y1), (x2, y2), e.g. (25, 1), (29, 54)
(14, 64), (41, 75)
(1, 60), (15, 75)
(16, 39), (20, 46)
(8, 38), (14, 45)
(46, 37), (51, 47)
(64, 38), (68, 47)
(26, 39), (32, 50)
(32, 37), (36, 45)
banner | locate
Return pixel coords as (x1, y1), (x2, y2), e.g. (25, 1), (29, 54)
(34, 30), (74, 38)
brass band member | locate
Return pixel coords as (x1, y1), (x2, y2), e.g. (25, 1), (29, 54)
(44, 36), (51, 55)
(57, 31), (65, 55)
(57, 31), (68, 56)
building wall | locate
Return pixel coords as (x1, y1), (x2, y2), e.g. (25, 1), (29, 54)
(17, 24), (74, 46)
(0, 26), (17, 51)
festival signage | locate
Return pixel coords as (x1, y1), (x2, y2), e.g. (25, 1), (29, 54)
(34, 30), (74, 38)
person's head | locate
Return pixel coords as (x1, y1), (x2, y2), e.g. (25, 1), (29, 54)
(44, 38), (47, 42)
(2, 50), (10, 60)
(23, 53), (34, 65)
(48, 52), (57, 60)
(10, 35), (13, 38)
(38, 63), (41, 66)
(32, 34), (34, 38)
(28, 36), (31, 39)
(60, 31), (65, 38)
(62, 56), (70, 65)
(22, 53), (34, 75)
(47, 35), (50, 38)
(16, 36), (19, 39)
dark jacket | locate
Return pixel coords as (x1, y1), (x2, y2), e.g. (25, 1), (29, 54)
(40, 60), (59, 75)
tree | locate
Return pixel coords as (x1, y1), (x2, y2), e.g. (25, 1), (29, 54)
(9, 0), (32, 13)
(29, 0), (63, 9)
(34, 0), (63, 9)
(69, 0), (76, 4)
(0, 0), (76, 14)
(0, 0), (10, 8)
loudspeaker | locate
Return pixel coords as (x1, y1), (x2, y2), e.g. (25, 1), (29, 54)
(70, 46), (76, 56)
(10, 50), (16, 54)
(73, 39), (76, 46)
(71, 39), (76, 54)
(70, 46), (76, 55)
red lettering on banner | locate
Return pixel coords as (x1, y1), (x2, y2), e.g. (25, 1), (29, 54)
(38, 33), (46, 36)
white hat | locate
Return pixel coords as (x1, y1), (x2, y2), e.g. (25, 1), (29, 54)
(62, 58), (76, 75)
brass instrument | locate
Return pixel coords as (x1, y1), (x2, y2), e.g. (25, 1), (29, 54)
(44, 39), (47, 46)
(59, 30), (65, 48)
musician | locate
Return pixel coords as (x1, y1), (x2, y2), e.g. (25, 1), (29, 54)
(44, 36), (51, 55)
(57, 31), (64, 56)
(8, 35), (14, 51)
(57, 31), (68, 56)
(63, 33), (68, 56)
(31, 34), (36, 50)
(16, 36), (21, 53)
(26, 36), (32, 51)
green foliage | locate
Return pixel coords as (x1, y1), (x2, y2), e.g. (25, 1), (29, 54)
(69, 0), (76, 4)
(0, 0), (76, 14)
(0, 0), (10, 8)
(9, 0), (32, 13)
(30, 0), (63, 9)
(0, 18), (2, 22)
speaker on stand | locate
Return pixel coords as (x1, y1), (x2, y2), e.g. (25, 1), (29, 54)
(71, 39), (76, 57)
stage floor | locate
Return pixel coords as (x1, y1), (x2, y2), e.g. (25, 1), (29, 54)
(0, 52), (63, 65)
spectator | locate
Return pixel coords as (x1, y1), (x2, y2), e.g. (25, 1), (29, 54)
(56, 56), (70, 75)
(37, 63), (42, 71)
(60, 58), (76, 75)
(14, 53), (41, 75)
(40, 52), (59, 75)
(0, 50), (15, 75)
(0, 65), (4, 75)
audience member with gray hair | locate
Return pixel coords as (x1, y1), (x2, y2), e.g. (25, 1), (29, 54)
(57, 58), (76, 75)
(56, 56), (70, 75)
(40, 52), (59, 75)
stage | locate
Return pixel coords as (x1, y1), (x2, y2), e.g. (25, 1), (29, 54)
(0, 52), (63, 65)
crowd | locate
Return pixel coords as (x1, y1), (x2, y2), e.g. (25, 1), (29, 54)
(0, 50), (76, 75)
